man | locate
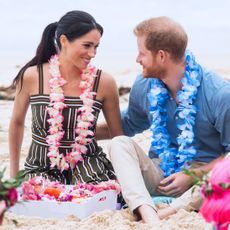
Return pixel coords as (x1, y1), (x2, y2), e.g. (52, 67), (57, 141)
(97, 17), (230, 223)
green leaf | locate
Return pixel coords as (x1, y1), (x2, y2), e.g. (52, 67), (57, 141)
(0, 190), (8, 195)
(183, 168), (200, 184)
(0, 168), (6, 180)
(2, 182), (15, 189)
(15, 170), (27, 180)
(191, 186), (197, 194)
(3, 178), (16, 184)
(11, 219), (19, 226)
(219, 182), (230, 190)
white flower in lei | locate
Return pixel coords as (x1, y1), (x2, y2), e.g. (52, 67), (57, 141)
(148, 50), (201, 177)
(46, 55), (96, 172)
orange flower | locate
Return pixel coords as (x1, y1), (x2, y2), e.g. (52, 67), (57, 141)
(44, 187), (62, 199)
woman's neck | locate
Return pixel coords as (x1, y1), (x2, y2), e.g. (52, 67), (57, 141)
(58, 55), (81, 82)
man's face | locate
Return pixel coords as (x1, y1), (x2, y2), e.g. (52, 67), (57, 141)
(136, 35), (165, 78)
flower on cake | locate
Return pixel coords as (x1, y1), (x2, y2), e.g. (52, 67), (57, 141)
(22, 176), (121, 203)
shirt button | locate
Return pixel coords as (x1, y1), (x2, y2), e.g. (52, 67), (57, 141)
(170, 97), (173, 100)
(175, 116), (178, 120)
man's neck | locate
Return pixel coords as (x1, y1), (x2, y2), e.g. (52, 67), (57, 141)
(161, 62), (185, 100)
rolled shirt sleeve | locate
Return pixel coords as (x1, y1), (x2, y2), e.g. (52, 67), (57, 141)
(121, 75), (152, 137)
(211, 84), (230, 152)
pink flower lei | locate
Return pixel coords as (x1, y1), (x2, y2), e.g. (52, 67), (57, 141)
(46, 54), (97, 172)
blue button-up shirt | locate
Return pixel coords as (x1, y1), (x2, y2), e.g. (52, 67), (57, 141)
(121, 66), (230, 163)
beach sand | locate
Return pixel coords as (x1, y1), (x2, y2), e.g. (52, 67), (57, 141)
(2, 209), (205, 230)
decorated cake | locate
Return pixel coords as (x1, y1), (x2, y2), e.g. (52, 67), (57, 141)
(9, 177), (120, 219)
(21, 176), (121, 203)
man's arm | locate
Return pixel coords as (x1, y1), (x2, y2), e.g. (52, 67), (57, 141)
(191, 156), (225, 177)
(120, 75), (152, 136)
(96, 75), (151, 140)
(157, 156), (224, 196)
(212, 82), (230, 153)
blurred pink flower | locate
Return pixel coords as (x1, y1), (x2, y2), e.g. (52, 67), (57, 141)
(22, 182), (41, 200)
(7, 188), (18, 206)
(209, 157), (230, 185)
(0, 201), (6, 215)
(0, 201), (6, 224)
(0, 169), (25, 225)
(199, 157), (230, 230)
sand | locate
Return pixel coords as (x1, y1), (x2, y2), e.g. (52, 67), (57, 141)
(2, 209), (206, 230)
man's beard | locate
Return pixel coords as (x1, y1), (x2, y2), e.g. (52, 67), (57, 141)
(143, 66), (166, 79)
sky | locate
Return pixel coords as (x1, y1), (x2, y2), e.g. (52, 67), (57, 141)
(0, 0), (230, 85)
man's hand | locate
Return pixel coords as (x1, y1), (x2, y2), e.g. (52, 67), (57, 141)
(157, 172), (193, 197)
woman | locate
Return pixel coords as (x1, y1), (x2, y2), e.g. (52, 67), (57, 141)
(9, 10), (123, 185)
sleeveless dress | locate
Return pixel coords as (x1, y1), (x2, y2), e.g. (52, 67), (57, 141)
(24, 65), (116, 185)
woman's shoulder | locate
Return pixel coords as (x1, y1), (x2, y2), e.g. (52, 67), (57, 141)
(98, 70), (117, 88)
(99, 70), (115, 80)
(23, 63), (49, 80)
(96, 70), (118, 100)
(20, 65), (41, 94)
(23, 65), (38, 82)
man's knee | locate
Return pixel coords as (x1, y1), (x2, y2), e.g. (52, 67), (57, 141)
(111, 135), (131, 145)
(108, 135), (133, 158)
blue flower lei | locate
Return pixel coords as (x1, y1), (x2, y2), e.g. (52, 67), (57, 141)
(147, 50), (200, 177)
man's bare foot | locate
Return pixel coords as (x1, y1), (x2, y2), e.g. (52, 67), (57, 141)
(136, 204), (160, 224)
(157, 206), (176, 219)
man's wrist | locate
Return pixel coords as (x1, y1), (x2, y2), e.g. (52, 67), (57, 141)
(192, 168), (205, 178)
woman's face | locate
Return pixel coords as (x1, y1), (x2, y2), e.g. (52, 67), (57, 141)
(61, 29), (101, 70)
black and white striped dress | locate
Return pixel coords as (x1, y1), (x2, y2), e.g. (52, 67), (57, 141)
(24, 65), (116, 185)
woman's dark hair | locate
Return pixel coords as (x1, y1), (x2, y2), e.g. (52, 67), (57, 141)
(12, 10), (103, 89)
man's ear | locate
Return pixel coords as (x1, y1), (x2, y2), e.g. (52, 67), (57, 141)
(156, 50), (167, 63)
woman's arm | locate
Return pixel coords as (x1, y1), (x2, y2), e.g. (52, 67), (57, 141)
(95, 121), (111, 140)
(97, 72), (123, 138)
(9, 68), (34, 177)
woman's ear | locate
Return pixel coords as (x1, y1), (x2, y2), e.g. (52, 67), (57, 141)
(59, 34), (68, 50)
